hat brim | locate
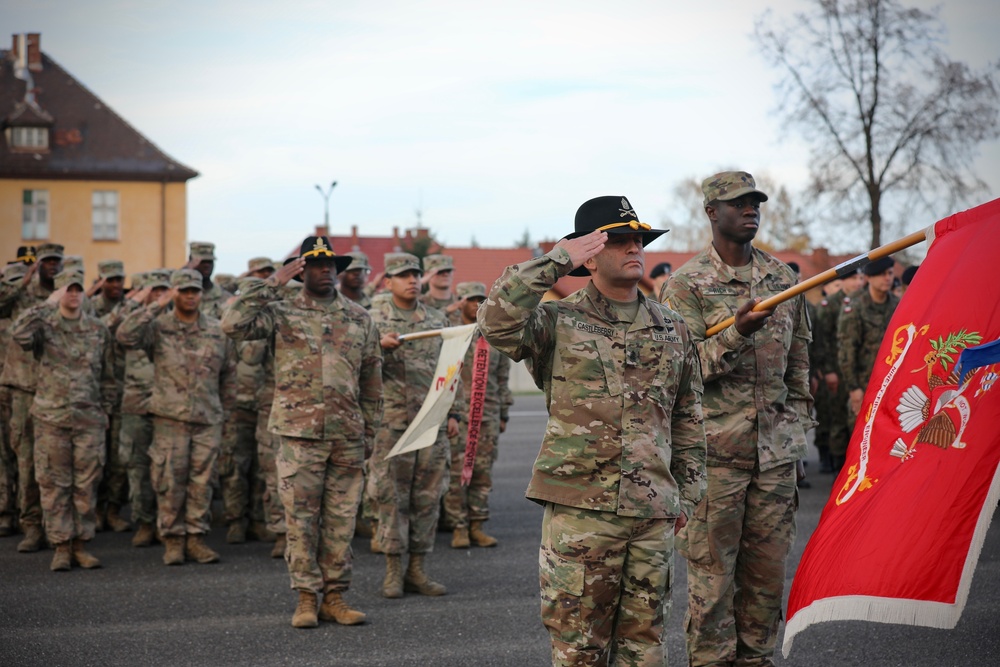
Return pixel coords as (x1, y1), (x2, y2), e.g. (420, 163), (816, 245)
(36, 253), (63, 261)
(385, 266), (423, 277)
(713, 187), (768, 204)
(562, 227), (669, 277)
(283, 255), (353, 282)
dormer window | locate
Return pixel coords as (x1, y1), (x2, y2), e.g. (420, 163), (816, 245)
(12, 126), (48, 148)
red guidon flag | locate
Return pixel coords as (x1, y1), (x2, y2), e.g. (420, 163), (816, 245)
(783, 199), (1000, 657)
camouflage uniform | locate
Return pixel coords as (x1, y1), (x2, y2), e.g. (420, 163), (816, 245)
(0, 244), (62, 539)
(663, 243), (811, 667)
(813, 289), (854, 464)
(11, 277), (116, 546)
(341, 252), (373, 310)
(117, 271), (237, 539)
(189, 241), (233, 319)
(0, 263), (29, 534)
(368, 285), (454, 557)
(420, 254), (457, 313)
(479, 246), (707, 666)
(442, 284), (513, 534)
(221, 278), (383, 595)
(837, 287), (900, 426)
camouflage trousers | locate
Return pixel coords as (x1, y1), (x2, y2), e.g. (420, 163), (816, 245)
(680, 463), (797, 667)
(369, 426), (449, 555)
(98, 411), (129, 512)
(539, 502), (676, 667)
(0, 386), (16, 531)
(276, 435), (363, 594)
(220, 407), (265, 527)
(443, 418), (499, 529)
(815, 375), (851, 457)
(119, 413), (156, 525)
(256, 405), (285, 535)
(10, 387), (41, 528)
(149, 417), (222, 537)
(34, 420), (105, 544)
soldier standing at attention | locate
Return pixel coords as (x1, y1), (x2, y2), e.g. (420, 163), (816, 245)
(420, 254), (463, 318)
(837, 256), (900, 429)
(369, 253), (458, 600)
(222, 236), (383, 629)
(0, 242), (64, 553)
(12, 270), (116, 571)
(662, 172), (812, 667)
(0, 260), (30, 538)
(339, 251), (373, 309)
(187, 242), (232, 319)
(479, 196), (707, 666)
(443, 281), (513, 549)
(117, 269), (236, 566)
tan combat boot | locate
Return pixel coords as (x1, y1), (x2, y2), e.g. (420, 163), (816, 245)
(226, 522), (246, 544)
(319, 591), (367, 625)
(163, 536), (185, 565)
(106, 505), (131, 532)
(185, 534), (220, 564)
(17, 524), (45, 553)
(354, 516), (374, 538)
(132, 522), (155, 548)
(404, 553), (447, 596)
(247, 522), (277, 542)
(71, 539), (102, 569)
(50, 542), (72, 571)
(271, 534), (286, 559)
(382, 554), (404, 599)
(451, 527), (470, 549)
(469, 520), (498, 547)
(292, 590), (319, 628)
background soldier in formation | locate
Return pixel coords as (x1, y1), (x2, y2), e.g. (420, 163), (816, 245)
(838, 256), (900, 429)
(420, 253), (461, 316)
(12, 270), (116, 571)
(339, 251), (373, 309)
(480, 196), (707, 666)
(0, 260), (29, 537)
(222, 237), (383, 629)
(117, 269), (236, 566)
(369, 252), (457, 600)
(663, 172), (812, 667)
(0, 243), (64, 553)
(442, 281), (512, 550)
(188, 242), (232, 319)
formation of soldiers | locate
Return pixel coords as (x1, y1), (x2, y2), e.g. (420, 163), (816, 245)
(0, 239), (512, 630)
(3, 185), (913, 664)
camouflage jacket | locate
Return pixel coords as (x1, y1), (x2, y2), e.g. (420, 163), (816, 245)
(105, 300), (154, 415)
(837, 288), (900, 393)
(478, 247), (707, 520)
(0, 278), (53, 392)
(235, 340), (267, 411)
(457, 328), (514, 424)
(369, 297), (454, 432)
(91, 293), (123, 319)
(344, 292), (372, 310)
(662, 244), (812, 472)
(221, 280), (383, 445)
(420, 293), (456, 312)
(117, 302), (237, 425)
(813, 289), (853, 376)
(200, 281), (234, 320)
(11, 303), (115, 428)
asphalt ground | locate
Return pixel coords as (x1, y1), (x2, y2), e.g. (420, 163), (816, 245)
(1, 392), (998, 666)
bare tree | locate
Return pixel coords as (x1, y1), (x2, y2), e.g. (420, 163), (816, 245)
(757, 0), (999, 249)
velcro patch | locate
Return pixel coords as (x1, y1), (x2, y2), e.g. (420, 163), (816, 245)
(653, 333), (681, 343)
(703, 287), (738, 296)
(575, 321), (614, 337)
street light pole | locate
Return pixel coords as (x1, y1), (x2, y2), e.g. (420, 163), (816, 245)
(314, 180), (337, 232)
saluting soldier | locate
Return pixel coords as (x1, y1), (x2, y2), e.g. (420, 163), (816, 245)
(0, 261), (30, 537)
(479, 196), (707, 666)
(222, 236), (382, 629)
(187, 242), (233, 319)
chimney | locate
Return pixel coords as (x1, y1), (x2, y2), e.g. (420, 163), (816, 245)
(392, 226), (401, 252)
(24, 33), (42, 71)
(350, 225), (359, 251)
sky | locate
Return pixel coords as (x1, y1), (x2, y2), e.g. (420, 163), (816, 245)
(5, 0), (999, 275)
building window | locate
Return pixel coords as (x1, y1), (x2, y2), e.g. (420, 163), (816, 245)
(92, 190), (119, 241)
(10, 126), (49, 149)
(22, 189), (48, 240)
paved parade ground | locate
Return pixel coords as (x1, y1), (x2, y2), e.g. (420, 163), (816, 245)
(2, 393), (999, 666)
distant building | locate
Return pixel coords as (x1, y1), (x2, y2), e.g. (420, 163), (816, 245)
(0, 33), (197, 277)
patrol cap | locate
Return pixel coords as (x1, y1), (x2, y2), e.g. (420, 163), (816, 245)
(189, 241), (216, 261)
(62, 255), (84, 274)
(563, 196), (668, 277)
(248, 257), (275, 273)
(214, 273), (237, 293)
(3, 262), (29, 283)
(863, 256), (894, 276)
(423, 254), (454, 275)
(54, 270), (85, 290)
(344, 251), (371, 272)
(384, 253), (422, 277)
(455, 281), (487, 300)
(98, 259), (125, 280)
(36, 243), (64, 261)
(171, 268), (203, 290)
(146, 269), (172, 290)
(650, 262), (671, 279)
(16, 246), (36, 264)
(702, 171), (769, 206)
(901, 265), (918, 286)
(130, 272), (147, 290)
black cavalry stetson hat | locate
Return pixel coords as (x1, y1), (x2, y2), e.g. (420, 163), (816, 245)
(283, 235), (353, 281)
(562, 196), (669, 277)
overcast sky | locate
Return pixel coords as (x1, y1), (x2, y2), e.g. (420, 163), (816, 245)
(5, 0), (999, 274)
